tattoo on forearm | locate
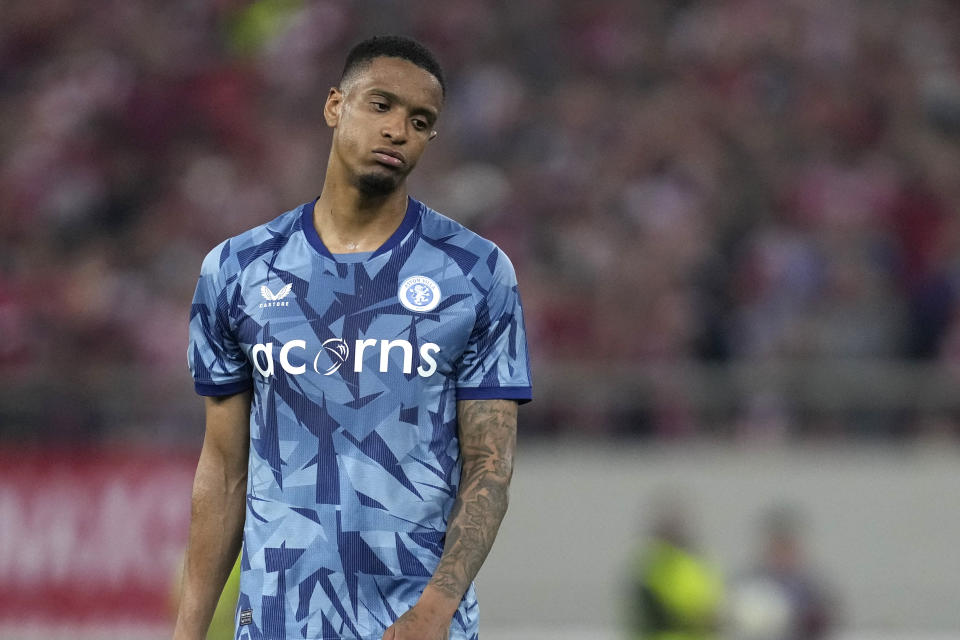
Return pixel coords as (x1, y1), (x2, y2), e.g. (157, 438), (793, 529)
(428, 399), (517, 600)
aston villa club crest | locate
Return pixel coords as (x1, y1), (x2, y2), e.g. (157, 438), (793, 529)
(398, 275), (441, 312)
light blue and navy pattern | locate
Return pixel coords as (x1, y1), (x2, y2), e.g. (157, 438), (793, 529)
(188, 197), (532, 640)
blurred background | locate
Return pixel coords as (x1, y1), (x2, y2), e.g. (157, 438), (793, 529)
(2, 0), (960, 638)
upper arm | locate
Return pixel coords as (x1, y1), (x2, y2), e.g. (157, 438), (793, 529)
(455, 247), (533, 404)
(456, 399), (517, 480)
(188, 245), (253, 397)
(200, 390), (252, 477)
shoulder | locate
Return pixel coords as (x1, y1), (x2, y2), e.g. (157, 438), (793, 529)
(415, 201), (518, 287)
(199, 204), (307, 281)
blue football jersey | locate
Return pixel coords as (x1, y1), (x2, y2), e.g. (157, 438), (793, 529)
(188, 197), (532, 640)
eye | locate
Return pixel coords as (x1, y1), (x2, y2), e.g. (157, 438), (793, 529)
(412, 118), (428, 131)
(371, 101), (389, 112)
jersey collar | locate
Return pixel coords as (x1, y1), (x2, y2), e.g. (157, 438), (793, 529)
(300, 196), (422, 261)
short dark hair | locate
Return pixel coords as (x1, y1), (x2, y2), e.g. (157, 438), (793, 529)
(340, 35), (445, 97)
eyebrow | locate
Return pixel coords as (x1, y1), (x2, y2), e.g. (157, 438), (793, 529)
(366, 88), (439, 124)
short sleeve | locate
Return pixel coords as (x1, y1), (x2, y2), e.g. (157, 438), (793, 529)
(456, 248), (533, 403)
(187, 243), (253, 396)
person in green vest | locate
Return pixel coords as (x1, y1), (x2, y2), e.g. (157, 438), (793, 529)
(205, 553), (241, 639)
(625, 497), (724, 640)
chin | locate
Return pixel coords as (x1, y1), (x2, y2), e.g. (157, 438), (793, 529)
(355, 171), (401, 197)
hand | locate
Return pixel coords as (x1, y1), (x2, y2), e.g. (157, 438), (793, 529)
(381, 600), (452, 640)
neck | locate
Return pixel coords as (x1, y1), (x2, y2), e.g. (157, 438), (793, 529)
(313, 165), (409, 254)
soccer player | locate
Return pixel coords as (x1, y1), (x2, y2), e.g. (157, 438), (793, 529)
(173, 35), (532, 640)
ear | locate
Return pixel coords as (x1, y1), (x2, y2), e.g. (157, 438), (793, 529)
(324, 87), (343, 127)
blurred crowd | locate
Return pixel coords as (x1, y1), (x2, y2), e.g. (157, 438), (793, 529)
(3, 0), (960, 441)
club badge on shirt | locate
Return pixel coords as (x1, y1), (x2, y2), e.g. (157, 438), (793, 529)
(398, 275), (441, 312)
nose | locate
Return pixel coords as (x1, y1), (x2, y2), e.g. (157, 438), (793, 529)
(381, 113), (407, 143)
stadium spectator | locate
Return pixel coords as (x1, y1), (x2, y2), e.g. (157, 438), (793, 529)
(3, 1), (960, 440)
(624, 495), (724, 640)
(727, 505), (837, 640)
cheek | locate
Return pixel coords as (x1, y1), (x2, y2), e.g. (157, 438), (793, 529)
(336, 107), (371, 145)
(335, 122), (367, 157)
(407, 139), (432, 166)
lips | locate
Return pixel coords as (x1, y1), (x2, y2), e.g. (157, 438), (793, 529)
(372, 148), (406, 168)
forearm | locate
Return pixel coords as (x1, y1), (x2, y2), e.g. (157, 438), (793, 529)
(173, 393), (251, 639)
(422, 400), (517, 613)
(174, 451), (247, 637)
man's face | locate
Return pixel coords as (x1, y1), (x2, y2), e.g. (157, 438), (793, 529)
(325, 56), (443, 196)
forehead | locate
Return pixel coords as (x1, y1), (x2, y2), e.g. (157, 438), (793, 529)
(346, 57), (443, 110)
